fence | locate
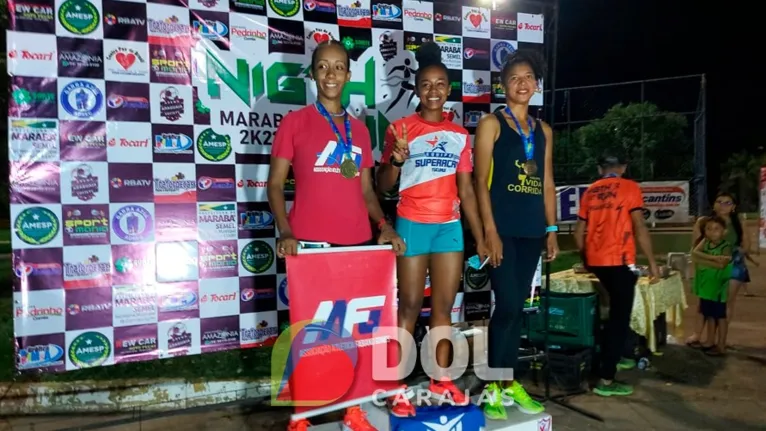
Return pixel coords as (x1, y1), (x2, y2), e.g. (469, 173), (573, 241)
(545, 74), (707, 219)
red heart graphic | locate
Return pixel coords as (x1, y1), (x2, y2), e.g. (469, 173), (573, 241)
(469, 12), (482, 28)
(115, 52), (136, 70)
(313, 32), (330, 44)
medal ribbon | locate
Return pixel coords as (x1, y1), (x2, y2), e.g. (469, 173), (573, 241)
(505, 107), (535, 161)
(315, 102), (353, 162)
(603, 173), (619, 178)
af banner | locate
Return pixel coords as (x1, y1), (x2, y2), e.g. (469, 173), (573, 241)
(273, 245), (398, 414)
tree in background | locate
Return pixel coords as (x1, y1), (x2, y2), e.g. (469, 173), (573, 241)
(719, 150), (762, 212)
(556, 102), (691, 183)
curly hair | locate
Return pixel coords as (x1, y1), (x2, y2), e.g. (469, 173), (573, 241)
(500, 49), (547, 85)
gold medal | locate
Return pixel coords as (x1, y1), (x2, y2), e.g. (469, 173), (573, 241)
(340, 158), (358, 179)
(524, 159), (538, 175)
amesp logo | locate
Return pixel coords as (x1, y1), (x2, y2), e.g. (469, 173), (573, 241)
(69, 331), (111, 368)
(58, 0), (100, 35)
(15, 207), (59, 245)
(196, 128), (232, 161)
(269, 0), (299, 17)
(240, 240), (274, 273)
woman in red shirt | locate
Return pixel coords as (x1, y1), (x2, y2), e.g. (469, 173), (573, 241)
(267, 40), (405, 431)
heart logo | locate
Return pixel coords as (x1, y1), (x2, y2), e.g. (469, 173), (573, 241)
(313, 32), (330, 44)
(115, 52), (136, 70)
(469, 12), (482, 28)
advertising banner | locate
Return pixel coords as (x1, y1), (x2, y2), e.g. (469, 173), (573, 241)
(556, 180), (690, 224)
(274, 246), (398, 413)
(7, 0), (544, 373)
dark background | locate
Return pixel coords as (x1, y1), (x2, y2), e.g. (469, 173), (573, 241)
(554, 0), (756, 198)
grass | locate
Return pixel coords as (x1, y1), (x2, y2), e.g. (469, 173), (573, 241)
(0, 231), (686, 383)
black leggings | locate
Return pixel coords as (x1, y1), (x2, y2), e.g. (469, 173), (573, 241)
(589, 265), (637, 381)
(488, 236), (544, 378)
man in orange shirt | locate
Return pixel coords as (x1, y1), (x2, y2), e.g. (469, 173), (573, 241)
(574, 153), (660, 397)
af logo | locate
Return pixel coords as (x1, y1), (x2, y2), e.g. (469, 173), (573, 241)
(423, 414), (466, 431)
(302, 296), (385, 343)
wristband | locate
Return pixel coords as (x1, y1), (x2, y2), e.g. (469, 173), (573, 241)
(377, 218), (388, 231)
(390, 156), (404, 168)
(546, 225), (559, 233)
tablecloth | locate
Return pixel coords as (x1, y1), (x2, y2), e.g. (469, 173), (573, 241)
(546, 270), (687, 352)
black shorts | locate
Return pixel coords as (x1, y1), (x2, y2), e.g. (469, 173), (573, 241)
(699, 298), (727, 320)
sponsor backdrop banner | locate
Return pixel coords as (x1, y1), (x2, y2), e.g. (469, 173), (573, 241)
(556, 181), (691, 224)
(7, 0), (544, 372)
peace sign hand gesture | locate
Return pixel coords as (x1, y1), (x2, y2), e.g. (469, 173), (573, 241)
(388, 124), (410, 163)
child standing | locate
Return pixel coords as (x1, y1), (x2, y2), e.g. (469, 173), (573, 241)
(691, 216), (733, 356)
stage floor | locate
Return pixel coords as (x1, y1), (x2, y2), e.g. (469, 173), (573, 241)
(307, 400), (552, 431)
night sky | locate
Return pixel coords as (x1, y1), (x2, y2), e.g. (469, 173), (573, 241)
(553, 0), (755, 192)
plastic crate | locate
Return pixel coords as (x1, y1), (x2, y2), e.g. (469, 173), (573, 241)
(521, 348), (593, 391)
(524, 293), (598, 349)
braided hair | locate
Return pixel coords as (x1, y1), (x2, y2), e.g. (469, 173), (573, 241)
(414, 42), (448, 85)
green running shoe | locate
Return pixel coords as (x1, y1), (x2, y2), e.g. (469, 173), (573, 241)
(617, 358), (636, 371)
(593, 381), (633, 397)
(482, 382), (508, 421)
(506, 381), (545, 414)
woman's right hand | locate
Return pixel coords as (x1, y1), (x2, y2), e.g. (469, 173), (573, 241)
(277, 232), (299, 258)
(484, 230), (503, 268)
(388, 124), (410, 163)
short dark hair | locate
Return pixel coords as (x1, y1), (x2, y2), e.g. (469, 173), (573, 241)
(414, 41), (448, 85)
(598, 152), (628, 169)
(705, 215), (727, 229)
(311, 40), (350, 72)
(500, 49), (546, 85)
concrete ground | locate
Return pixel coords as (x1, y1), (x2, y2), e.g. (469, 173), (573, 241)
(4, 255), (766, 430)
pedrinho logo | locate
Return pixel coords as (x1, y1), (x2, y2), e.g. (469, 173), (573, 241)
(271, 319), (360, 406)
(196, 128), (232, 161)
(68, 331), (111, 368)
(15, 207), (60, 245)
(58, 0), (100, 35)
(269, 0), (299, 17)
(240, 240), (274, 273)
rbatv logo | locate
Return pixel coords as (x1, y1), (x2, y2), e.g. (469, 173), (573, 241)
(270, 296), (385, 406)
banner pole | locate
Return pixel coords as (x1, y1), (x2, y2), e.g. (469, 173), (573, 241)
(290, 388), (405, 422)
